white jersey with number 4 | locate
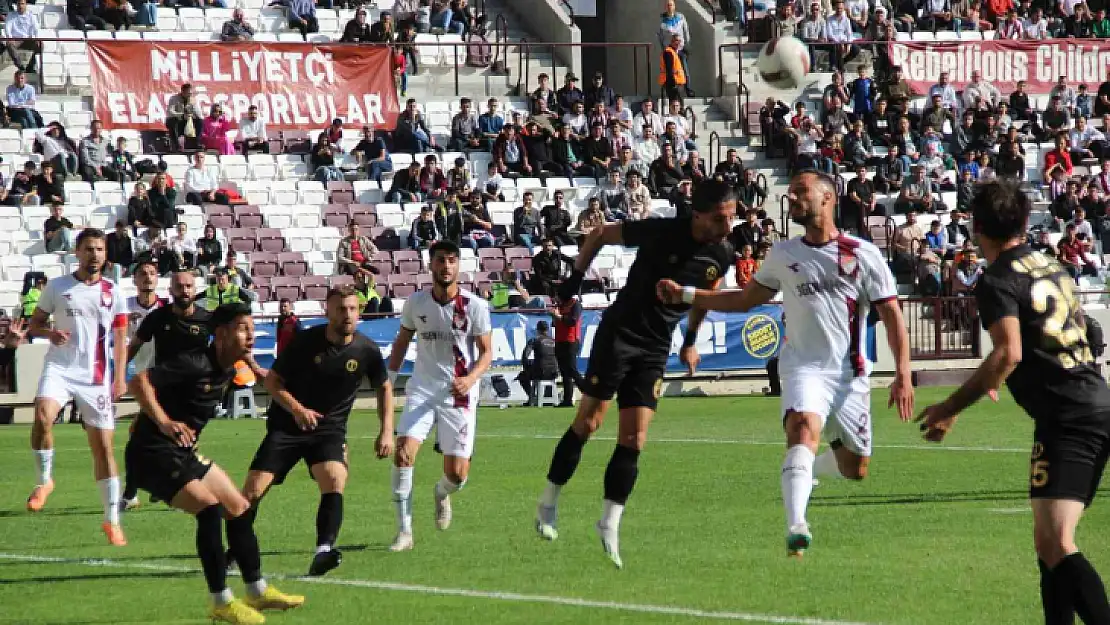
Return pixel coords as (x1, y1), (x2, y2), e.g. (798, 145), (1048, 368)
(37, 274), (128, 386)
(126, 295), (166, 374)
(400, 289), (491, 399)
(753, 234), (896, 377)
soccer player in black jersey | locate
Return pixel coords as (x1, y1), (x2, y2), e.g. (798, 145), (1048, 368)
(919, 180), (1110, 625)
(239, 286), (394, 576)
(121, 269), (212, 507)
(126, 304), (303, 625)
(534, 179), (737, 569)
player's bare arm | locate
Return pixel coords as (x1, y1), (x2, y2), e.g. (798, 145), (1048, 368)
(374, 381), (395, 459)
(125, 338), (146, 364)
(27, 307), (67, 345)
(916, 316), (1022, 441)
(387, 325), (416, 382)
(679, 279), (721, 375)
(656, 278), (778, 313)
(243, 354), (268, 385)
(452, 332), (493, 398)
(875, 298), (915, 422)
(111, 321), (128, 401)
(128, 370), (195, 447)
(559, 223), (625, 299)
(263, 369), (320, 431)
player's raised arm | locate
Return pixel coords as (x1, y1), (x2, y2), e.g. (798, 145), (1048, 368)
(656, 278), (778, 313)
(679, 278), (722, 375)
(874, 298), (914, 421)
(557, 223), (625, 300)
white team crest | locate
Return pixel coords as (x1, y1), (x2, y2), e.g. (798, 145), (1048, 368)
(838, 254), (858, 277)
(101, 291), (113, 308)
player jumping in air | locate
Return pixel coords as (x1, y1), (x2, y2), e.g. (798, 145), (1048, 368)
(26, 229), (130, 546)
(126, 304), (304, 624)
(657, 171), (914, 558)
(918, 180), (1110, 625)
(536, 179), (736, 569)
(387, 240), (493, 552)
(238, 286), (394, 576)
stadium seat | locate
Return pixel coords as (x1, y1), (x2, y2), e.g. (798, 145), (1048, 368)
(250, 251), (280, 277)
(271, 276), (302, 301)
(278, 252), (307, 276)
(257, 228), (286, 253)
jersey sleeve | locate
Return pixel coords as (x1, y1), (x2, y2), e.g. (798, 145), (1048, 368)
(470, 298), (492, 337)
(362, 341), (389, 388)
(860, 245), (898, 304)
(975, 272), (1021, 330)
(35, 278), (57, 315)
(135, 306), (158, 343)
(399, 296), (417, 332)
(620, 217), (672, 248)
(111, 286), (128, 330)
(752, 244), (783, 291)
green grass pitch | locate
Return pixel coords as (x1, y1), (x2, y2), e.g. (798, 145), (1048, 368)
(0, 388), (1104, 624)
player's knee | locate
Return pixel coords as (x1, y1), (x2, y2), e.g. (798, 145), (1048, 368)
(573, 413), (604, 438)
(393, 445), (416, 468)
(620, 430), (648, 450)
(842, 462), (868, 481)
(1033, 526), (1075, 566)
(222, 492), (251, 519)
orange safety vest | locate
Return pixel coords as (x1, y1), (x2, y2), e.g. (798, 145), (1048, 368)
(659, 46), (686, 86)
(232, 360), (256, 387)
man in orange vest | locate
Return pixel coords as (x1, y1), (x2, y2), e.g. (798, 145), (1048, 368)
(659, 34), (689, 102)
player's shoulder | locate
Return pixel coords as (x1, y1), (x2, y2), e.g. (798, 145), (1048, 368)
(460, 288), (489, 313)
(351, 330), (384, 355)
(837, 234), (888, 266)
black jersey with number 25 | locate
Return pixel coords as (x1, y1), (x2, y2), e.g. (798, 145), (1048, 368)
(975, 244), (1110, 422)
(266, 326), (388, 436)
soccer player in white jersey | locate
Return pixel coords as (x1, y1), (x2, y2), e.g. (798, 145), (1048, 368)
(386, 240), (493, 552)
(120, 260), (166, 510)
(658, 171), (915, 557)
(26, 228), (130, 546)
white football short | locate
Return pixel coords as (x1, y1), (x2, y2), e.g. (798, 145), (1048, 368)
(781, 371), (872, 456)
(397, 390), (478, 459)
(36, 370), (115, 430)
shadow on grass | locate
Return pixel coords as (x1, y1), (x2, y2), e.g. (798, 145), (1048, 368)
(99, 543), (373, 563)
(811, 489), (1027, 507)
(0, 506), (177, 519)
(0, 570), (193, 585)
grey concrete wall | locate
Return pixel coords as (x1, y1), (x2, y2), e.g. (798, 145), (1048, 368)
(502, 0), (583, 85)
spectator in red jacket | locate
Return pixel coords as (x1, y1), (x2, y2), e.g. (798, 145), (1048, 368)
(275, 298), (302, 355)
(1044, 133), (1074, 180)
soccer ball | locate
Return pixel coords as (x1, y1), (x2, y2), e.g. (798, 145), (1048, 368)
(755, 37), (810, 89)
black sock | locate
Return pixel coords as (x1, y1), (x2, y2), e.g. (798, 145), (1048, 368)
(226, 509), (263, 584)
(1055, 553), (1110, 625)
(316, 493), (343, 549)
(195, 505), (227, 594)
(602, 444), (640, 505)
(546, 427), (588, 486)
(1041, 559), (1077, 625)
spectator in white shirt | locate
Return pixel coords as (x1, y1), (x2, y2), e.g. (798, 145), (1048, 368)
(1069, 116), (1106, 161)
(236, 105), (269, 154)
(663, 98), (697, 151)
(823, 2), (855, 72)
(184, 151), (223, 205)
(1023, 8), (1049, 38)
(928, 72), (960, 112)
(6, 70), (40, 129)
(846, 0), (869, 32)
(920, 0), (954, 31)
(561, 101), (588, 139)
(998, 9), (1024, 38)
(961, 71), (1001, 110)
(1069, 206), (1095, 239)
(1050, 77), (1078, 113)
(169, 222), (198, 269)
(1060, 0), (1084, 17)
(632, 99), (665, 139)
(609, 95), (634, 131)
(3, 0), (39, 75)
(634, 125), (662, 164)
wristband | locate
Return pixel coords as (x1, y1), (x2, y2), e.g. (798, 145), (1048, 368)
(387, 370), (399, 386)
(681, 286), (696, 305)
(683, 329), (698, 348)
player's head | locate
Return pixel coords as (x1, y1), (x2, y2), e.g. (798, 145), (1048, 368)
(74, 228), (107, 277)
(170, 270), (196, 309)
(325, 286), (360, 338)
(689, 179), (737, 244)
(969, 179), (1030, 246)
(536, 320), (549, 335)
(428, 240), (460, 288)
(132, 261), (158, 293)
(279, 298), (292, 316)
(786, 171), (837, 229)
(209, 303), (254, 361)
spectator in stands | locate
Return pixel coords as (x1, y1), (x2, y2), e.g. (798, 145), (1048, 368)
(927, 72), (960, 112)
(368, 10), (395, 42)
(659, 121), (688, 165)
(866, 98), (895, 147)
(925, 219), (947, 254)
(336, 222), (379, 277)
(200, 104), (235, 156)
(531, 73), (558, 118)
(616, 146), (646, 183)
(777, 2), (800, 36)
(195, 223), (222, 274)
(461, 194), (495, 249)
(352, 126), (391, 184)
(409, 205), (437, 249)
(235, 105), (268, 154)
(442, 157), (469, 193)
(659, 34), (689, 102)
(799, 3), (825, 71)
(512, 191), (543, 248)
(787, 116), (824, 172)
(649, 142), (683, 197)
(1070, 205), (1095, 239)
(6, 71), (38, 129)
(583, 121), (615, 179)
(220, 7), (255, 41)
(625, 170), (651, 220)
(78, 120), (110, 183)
(1023, 6), (1049, 37)
(449, 97), (481, 151)
(574, 197), (607, 240)
(108, 137), (137, 183)
(203, 268), (254, 310)
(541, 191), (573, 245)
(584, 71), (616, 113)
(7, 160), (33, 206)
(1070, 115), (1106, 161)
(395, 98), (436, 154)
(1058, 224), (1095, 280)
(825, 2), (855, 71)
(1045, 133), (1075, 179)
(147, 173), (178, 227)
(43, 202), (75, 253)
(271, 0), (318, 37)
(592, 168), (629, 220)
(874, 143), (906, 193)
(683, 149), (708, 184)
(556, 73), (584, 115)
(475, 161), (504, 201)
(126, 182), (153, 230)
(434, 191), (464, 245)
(843, 118), (874, 168)
(962, 71), (1001, 111)
(892, 211), (923, 271)
(882, 66), (914, 116)
(220, 250), (252, 289)
(920, 95), (955, 137)
(633, 124), (661, 166)
(310, 134), (342, 183)
(134, 226), (171, 275)
(548, 123), (585, 179)
(169, 222), (197, 270)
(96, 0), (130, 30)
(714, 148), (743, 189)
(32, 161), (63, 205)
(395, 21), (418, 81)
(1031, 229), (1057, 256)
(106, 221), (134, 277)
(842, 164), (876, 232)
(37, 124), (77, 178)
(392, 0), (419, 29)
(737, 168), (767, 214)
(896, 165), (937, 213)
(274, 299), (302, 355)
(668, 178), (694, 219)
(354, 269), (392, 315)
(1066, 3), (1094, 36)
(184, 152), (225, 205)
(633, 100), (664, 141)
(476, 98), (504, 149)
(5, 0), (39, 74)
(1042, 96), (1072, 138)
(493, 124), (531, 176)
(166, 84), (202, 152)
(561, 101), (588, 146)
(340, 7), (372, 41)
(659, 0), (694, 97)
(521, 120), (557, 175)
(418, 154), (447, 200)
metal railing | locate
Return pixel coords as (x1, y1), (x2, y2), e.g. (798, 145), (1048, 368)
(517, 41), (654, 101)
(707, 130), (721, 170)
(682, 104), (698, 141)
(557, 0), (576, 22)
(901, 297), (982, 359)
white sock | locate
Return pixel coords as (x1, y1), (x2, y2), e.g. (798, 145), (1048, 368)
(434, 475), (463, 500)
(98, 477), (121, 525)
(245, 580), (267, 597)
(211, 588), (234, 605)
(540, 481), (561, 507)
(34, 449), (53, 485)
(315, 545), (331, 554)
(781, 445), (816, 532)
(391, 465), (413, 534)
(813, 450), (845, 480)
(600, 499), (624, 530)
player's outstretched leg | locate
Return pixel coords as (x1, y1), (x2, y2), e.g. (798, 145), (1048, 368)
(536, 396), (608, 541)
(27, 398), (59, 512)
(86, 424), (126, 546)
(1033, 498), (1110, 624)
(781, 411), (822, 558)
(308, 462), (347, 576)
(390, 438), (419, 552)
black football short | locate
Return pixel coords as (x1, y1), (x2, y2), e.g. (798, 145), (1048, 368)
(1030, 416), (1110, 506)
(579, 323), (668, 410)
(124, 437), (213, 504)
(249, 429), (348, 485)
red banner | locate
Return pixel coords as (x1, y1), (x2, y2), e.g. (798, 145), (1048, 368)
(88, 41), (400, 131)
(888, 39), (1110, 94)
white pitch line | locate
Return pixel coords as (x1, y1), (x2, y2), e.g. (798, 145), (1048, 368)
(0, 552), (879, 625)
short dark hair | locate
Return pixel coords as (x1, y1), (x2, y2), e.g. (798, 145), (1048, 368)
(429, 240), (460, 258)
(75, 228), (106, 248)
(209, 303), (252, 331)
(133, 260), (158, 274)
(326, 285), (359, 302)
(970, 180), (1030, 242)
(691, 178), (739, 213)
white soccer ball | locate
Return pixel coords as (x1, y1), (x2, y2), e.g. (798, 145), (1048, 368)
(755, 37), (811, 89)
